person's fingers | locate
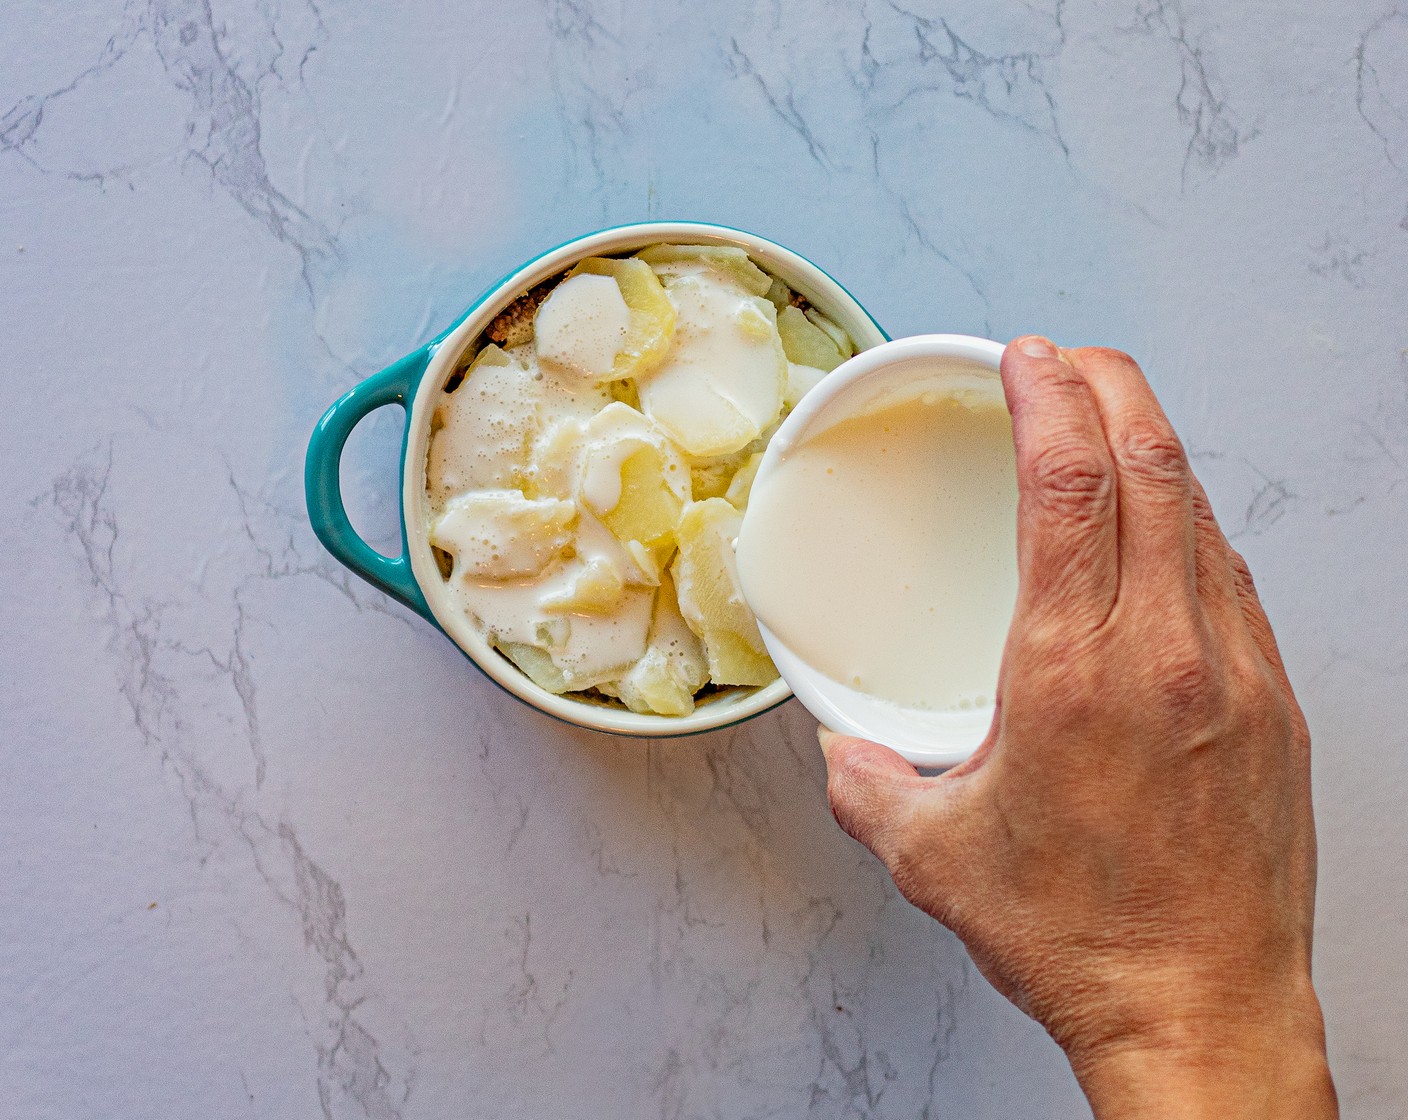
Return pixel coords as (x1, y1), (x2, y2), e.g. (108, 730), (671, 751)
(1221, 544), (1294, 688)
(1001, 337), (1120, 627)
(1220, 545), (1311, 773)
(1065, 347), (1196, 606)
(1186, 474), (1293, 689)
(818, 729), (926, 863)
(1188, 476), (1247, 633)
(1188, 479), (1302, 726)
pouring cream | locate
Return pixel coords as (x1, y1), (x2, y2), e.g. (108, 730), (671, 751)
(736, 366), (1019, 715)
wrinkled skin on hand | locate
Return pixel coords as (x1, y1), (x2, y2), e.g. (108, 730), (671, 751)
(821, 339), (1336, 1119)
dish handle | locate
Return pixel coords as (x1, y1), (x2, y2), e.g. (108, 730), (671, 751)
(304, 347), (434, 620)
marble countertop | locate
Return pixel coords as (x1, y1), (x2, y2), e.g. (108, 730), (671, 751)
(3, 1), (1405, 1116)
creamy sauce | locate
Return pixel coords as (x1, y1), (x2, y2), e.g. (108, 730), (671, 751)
(534, 272), (631, 380)
(736, 388), (1018, 712)
(430, 389), (675, 691)
(635, 271), (785, 457)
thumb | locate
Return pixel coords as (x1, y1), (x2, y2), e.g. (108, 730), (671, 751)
(818, 728), (926, 863)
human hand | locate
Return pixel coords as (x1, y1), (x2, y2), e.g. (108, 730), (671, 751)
(820, 338), (1336, 1118)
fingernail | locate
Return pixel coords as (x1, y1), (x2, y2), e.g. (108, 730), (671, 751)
(1016, 335), (1060, 358)
(817, 727), (839, 753)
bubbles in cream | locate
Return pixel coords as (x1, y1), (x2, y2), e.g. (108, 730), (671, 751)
(534, 273), (631, 380)
(430, 392), (671, 690)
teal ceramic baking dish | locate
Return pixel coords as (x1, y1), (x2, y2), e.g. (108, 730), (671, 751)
(305, 221), (888, 736)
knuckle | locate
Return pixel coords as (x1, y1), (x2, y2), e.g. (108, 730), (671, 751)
(1149, 639), (1221, 722)
(1028, 439), (1116, 516)
(1015, 358), (1095, 414)
(1226, 654), (1292, 736)
(1116, 419), (1189, 485)
(1031, 356), (1091, 392)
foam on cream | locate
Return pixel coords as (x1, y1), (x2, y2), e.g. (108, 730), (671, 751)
(534, 272), (632, 380)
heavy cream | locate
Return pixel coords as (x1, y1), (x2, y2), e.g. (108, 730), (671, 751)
(736, 385), (1019, 712)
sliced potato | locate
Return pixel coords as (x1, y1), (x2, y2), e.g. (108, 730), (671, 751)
(616, 649), (692, 717)
(624, 539), (664, 585)
(649, 388), (755, 460)
(724, 452), (764, 511)
(562, 256), (676, 382)
(426, 345), (539, 503)
(544, 557), (627, 615)
(784, 362), (828, 411)
(598, 444), (685, 552)
(689, 458), (737, 502)
(524, 417), (583, 501)
(615, 574), (710, 716)
(763, 276), (794, 312)
(735, 299), (778, 343)
(777, 305), (846, 372)
(636, 243), (773, 297)
(688, 424), (776, 502)
(533, 273), (631, 380)
(637, 276), (785, 457)
(575, 403), (690, 555)
(671, 498), (778, 687)
(657, 588), (710, 693)
(496, 640), (571, 694)
(701, 631), (775, 689)
(804, 307), (855, 359)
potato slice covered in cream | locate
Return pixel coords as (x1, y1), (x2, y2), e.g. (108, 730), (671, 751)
(616, 573), (710, 717)
(672, 498), (776, 687)
(535, 257), (675, 384)
(426, 345), (539, 503)
(635, 268), (786, 457)
(430, 491), (576, 581)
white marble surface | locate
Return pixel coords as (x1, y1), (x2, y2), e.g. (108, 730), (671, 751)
(2, 1), (1405, 1116)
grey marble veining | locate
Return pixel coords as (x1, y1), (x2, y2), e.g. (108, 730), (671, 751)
(2, 1), (1404, 1117)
